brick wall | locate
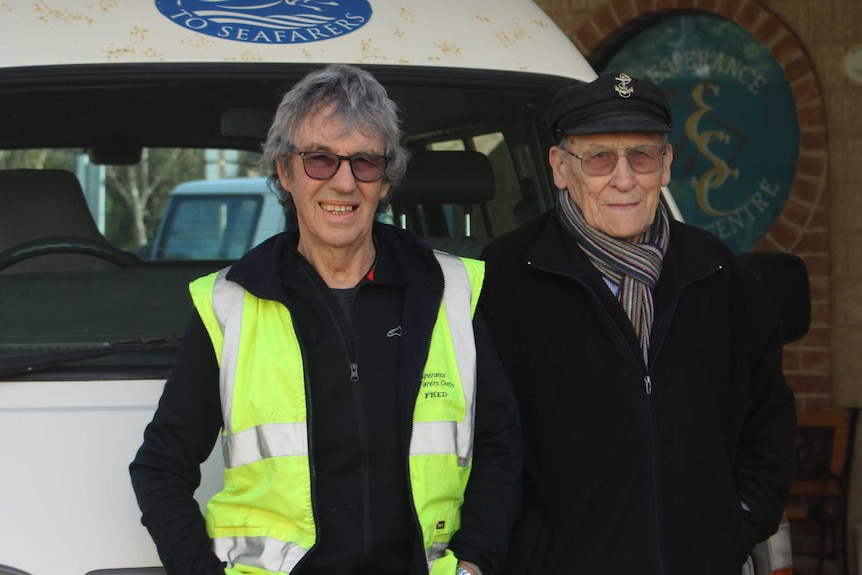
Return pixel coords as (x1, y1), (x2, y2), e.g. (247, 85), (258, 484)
(533, 0), (861, 572)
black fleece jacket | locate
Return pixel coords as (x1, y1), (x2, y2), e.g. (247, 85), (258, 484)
(480, 210), (796, 575)
(130, 222), (522, 575)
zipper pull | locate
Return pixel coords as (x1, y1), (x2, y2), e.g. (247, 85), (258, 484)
(349, 362), (359, 383)
(644, 375), (652, 395)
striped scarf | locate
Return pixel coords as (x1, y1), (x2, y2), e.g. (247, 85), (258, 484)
(557, 189), (670, 366)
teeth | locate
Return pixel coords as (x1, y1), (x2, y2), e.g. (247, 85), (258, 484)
(321, 203), (355, 214)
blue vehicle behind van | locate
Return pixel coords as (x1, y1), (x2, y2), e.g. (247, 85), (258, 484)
(148, 178), (286, 261)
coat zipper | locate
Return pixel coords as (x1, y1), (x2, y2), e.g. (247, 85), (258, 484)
(345, 304), (373, 564)
(643, 373), (665, 575)
(326, 291), (373, 562)
(642, 264), (723, 575)
(296, 266), (373, 563)
(528, 258), (723, 575)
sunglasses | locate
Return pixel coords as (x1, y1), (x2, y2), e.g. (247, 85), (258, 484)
(290, 148), (390, 182)
(562, 145), (666, 176)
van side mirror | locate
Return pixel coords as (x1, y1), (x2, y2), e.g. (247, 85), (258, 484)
(736, 251), (811, 344)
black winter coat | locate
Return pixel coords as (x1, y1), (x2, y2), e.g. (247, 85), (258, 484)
(480, 210), (796, 575)
(130, 222), (522, 575)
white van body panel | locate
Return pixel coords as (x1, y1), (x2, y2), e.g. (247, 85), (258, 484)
(1, 1), (596, 82)
(0, 379), (225, 574)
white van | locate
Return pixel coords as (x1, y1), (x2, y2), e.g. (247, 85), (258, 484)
(147, 178), (286, 261)
(0, 2), (798, 574)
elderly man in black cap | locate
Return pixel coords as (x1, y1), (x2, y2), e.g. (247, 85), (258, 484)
(480, 73), (796, 574)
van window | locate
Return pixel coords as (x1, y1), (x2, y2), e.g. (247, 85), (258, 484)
(398, 132), (526, 257)
(0, 147), (264, 258)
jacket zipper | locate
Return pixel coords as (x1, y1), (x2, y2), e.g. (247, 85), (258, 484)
(326, 291), (374, 563)
(345, 301), (373, 564)
(529, 259), (723, 575)
(640, 264), (722, 575)
(295, 266), (373, 564)
(643, 374), (665, 575)
(532, 261), (663, 569)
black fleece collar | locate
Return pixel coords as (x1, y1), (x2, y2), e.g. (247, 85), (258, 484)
(226, 221), (442, 303)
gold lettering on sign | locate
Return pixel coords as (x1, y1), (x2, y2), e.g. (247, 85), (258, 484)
(685, 82), (740, 217)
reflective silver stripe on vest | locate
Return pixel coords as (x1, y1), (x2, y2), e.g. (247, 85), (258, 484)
(223, 422), (309, 469)
(410, 420), (474, 462)
(210, 267), (243, 436)
(409, 251), (477, 466)
(210, 269), (309, 469)
(426, 540), (450, 571)
(213, 535), (308, 575)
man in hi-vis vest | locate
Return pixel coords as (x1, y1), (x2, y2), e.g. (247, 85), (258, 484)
(130, 64), (522, 575)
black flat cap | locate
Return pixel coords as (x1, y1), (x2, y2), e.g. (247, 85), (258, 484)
(548, 72), (673, 138)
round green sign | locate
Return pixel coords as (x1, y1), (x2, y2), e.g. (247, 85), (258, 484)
(602, 13), (800, 253)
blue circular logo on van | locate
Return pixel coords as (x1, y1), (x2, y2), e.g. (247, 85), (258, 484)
(154, 0), (373, 45)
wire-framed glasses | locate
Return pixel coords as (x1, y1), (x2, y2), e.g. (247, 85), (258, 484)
(562, 145), (666, 176)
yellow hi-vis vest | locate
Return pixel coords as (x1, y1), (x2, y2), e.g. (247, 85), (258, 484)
(189, 251), (484, 575)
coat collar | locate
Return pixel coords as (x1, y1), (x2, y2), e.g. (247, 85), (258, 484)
(525, 209), (727, 368)
(226, 221), (442, 302)
(527, 208), (724, 290)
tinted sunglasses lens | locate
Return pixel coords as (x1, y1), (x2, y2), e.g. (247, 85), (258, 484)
(350, 154), (387, 182)
(627, 146), (663, 173)
(583, 149), (617, 175)
(581, 147), (663, 175)
(302, 152), (340, 179)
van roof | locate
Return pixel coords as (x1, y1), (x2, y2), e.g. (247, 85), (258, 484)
(1, 1), (595, 82)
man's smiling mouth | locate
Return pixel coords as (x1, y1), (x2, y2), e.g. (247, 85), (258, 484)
(321, 203), (356, 215)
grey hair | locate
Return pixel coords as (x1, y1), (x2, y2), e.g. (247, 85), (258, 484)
(260, 64), (409, 215)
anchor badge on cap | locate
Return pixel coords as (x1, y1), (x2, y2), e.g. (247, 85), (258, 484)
(614, 74), (634, 98)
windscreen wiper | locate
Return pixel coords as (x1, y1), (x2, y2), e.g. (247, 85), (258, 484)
(0, 335), (182, 378)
